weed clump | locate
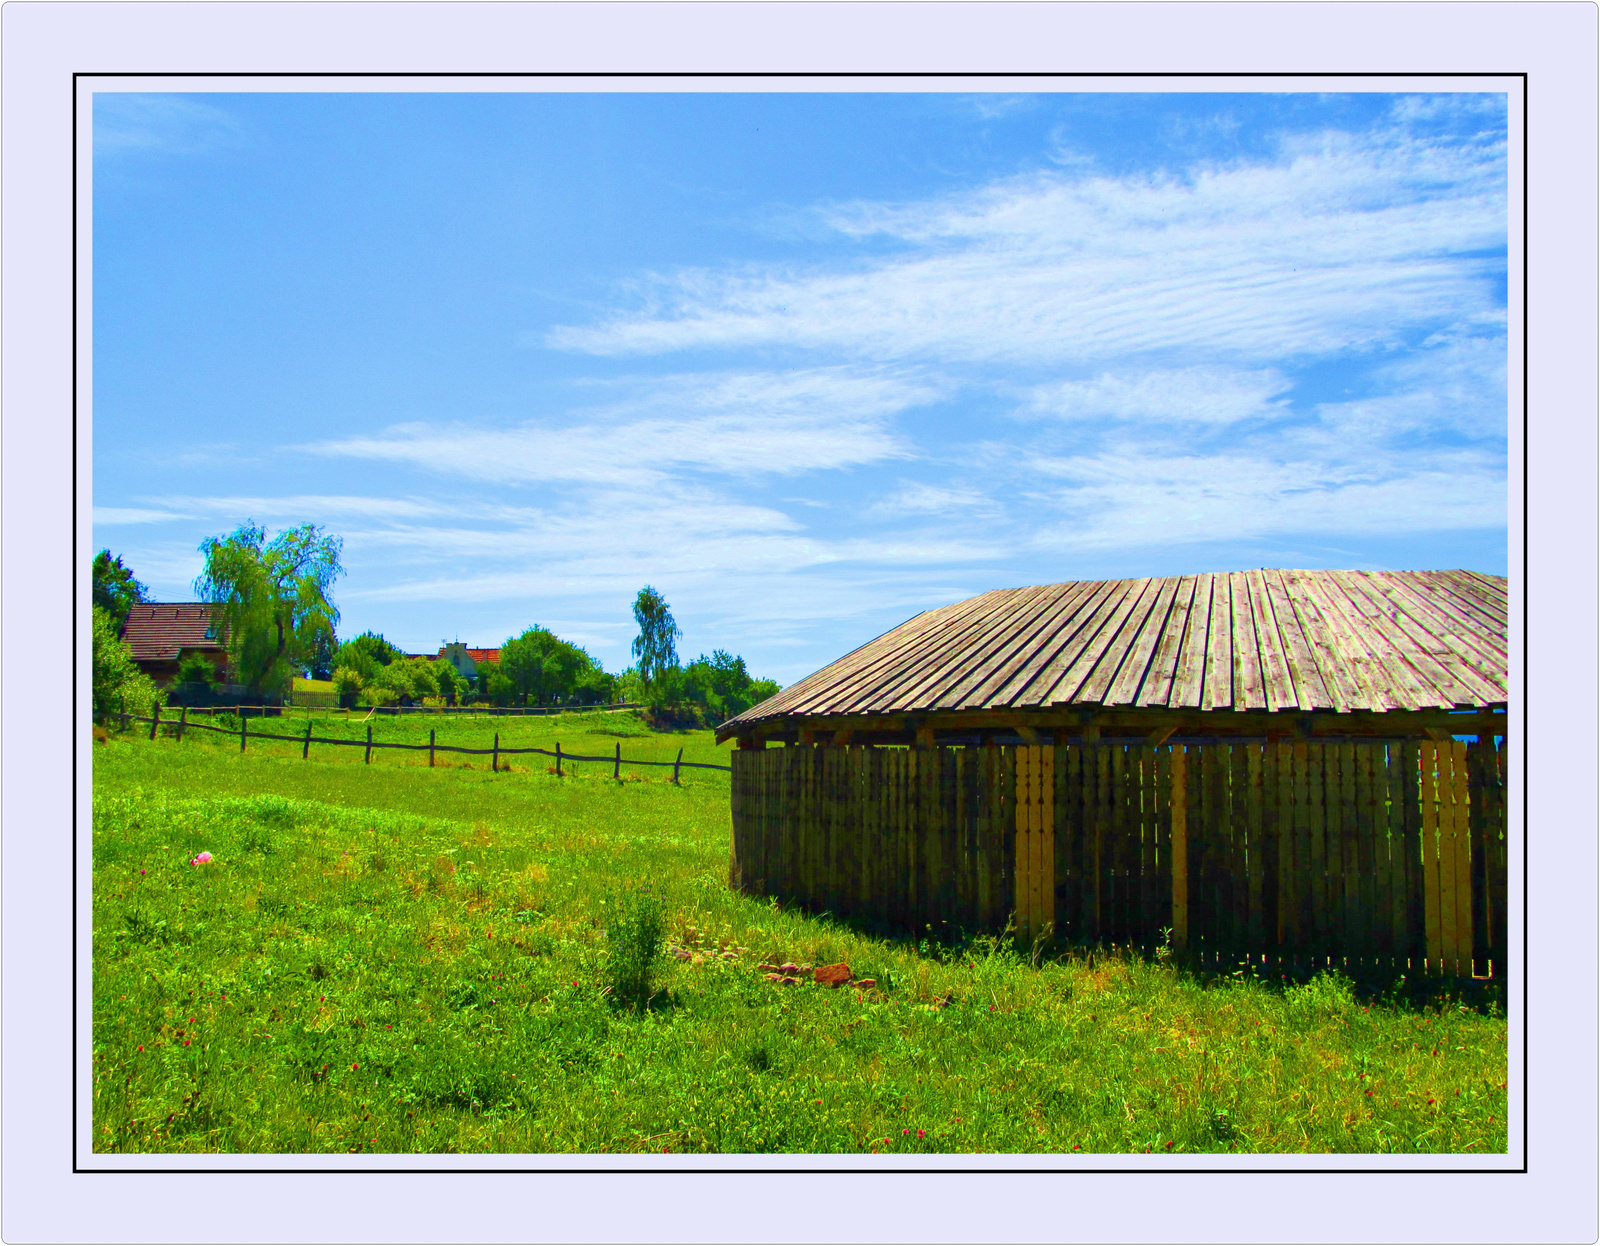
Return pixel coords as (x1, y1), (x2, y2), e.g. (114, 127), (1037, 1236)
(605, 886), (667, 1012)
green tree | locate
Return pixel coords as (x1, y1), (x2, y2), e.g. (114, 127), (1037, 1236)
(679, 649), (781, 723)
(92, 550), (147, 634)
(175, 650), (218, 689)
(500, 627), (596, 706)
(93, 606), (165, 722)
(432, 659), (462, 705)
(479, 660), (514, 706)
(332, 631), (400, 683)
(630, 586), (682, 705)
(372, 656), (439, 706)
(331, 664), (365, 708)
(194, 522), (343, 697)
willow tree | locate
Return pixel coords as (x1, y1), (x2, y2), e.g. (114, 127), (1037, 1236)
(195, 522), (343, 696)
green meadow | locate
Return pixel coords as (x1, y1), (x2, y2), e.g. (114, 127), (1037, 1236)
(92, 712), (1507, 1155)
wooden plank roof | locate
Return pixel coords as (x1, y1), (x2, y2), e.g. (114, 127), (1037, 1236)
(720, 569), (1507, 733)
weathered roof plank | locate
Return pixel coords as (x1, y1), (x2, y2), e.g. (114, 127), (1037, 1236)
(719, 569), (1508, 734)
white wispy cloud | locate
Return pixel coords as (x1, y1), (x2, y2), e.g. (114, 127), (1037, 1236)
(868, 481), (1003, 519)
(1021, 445), (1504, 551)
(94, 94), (242, 156)
(302, 367), (928, 486)
(92, 506), (191, 525)
(548, 118), (1504, 368)
(1020, 367), (1292, 425)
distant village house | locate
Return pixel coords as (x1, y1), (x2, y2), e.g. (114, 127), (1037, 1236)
(438, 642), (500, 678)
(121, 602), (229, 687)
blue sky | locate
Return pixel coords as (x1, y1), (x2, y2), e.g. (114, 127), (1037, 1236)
(92, 90), (1508, 685)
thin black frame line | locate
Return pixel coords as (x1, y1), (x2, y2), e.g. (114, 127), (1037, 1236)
(72, 70), (1523, 1177)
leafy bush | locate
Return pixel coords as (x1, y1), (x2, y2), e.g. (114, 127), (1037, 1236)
(93, 605), (167, 723)
(330, 665), (365, 708)
(604, 887), (667, 1011)
(176, 651), (219, 689)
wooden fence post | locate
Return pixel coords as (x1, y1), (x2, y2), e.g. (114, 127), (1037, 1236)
(493, 733), (500, 773)
(240, 715), (248, 754)
(429, 727), (436, 768)
(149, 705), (161, 741)
(178, 706), (188, 742)
(365, 724), (373, 764)
(674, 748), (683, 785)
(302, 720), (312, 760)
(614, 742), (621, 781)
(554, 742), (561, 777)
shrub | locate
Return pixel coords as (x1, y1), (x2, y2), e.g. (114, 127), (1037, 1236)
(93, 605), (167, 723)
(331, 665), (365, 708)
(176, 651), (218, 689)
(604, 887), (667, 1011)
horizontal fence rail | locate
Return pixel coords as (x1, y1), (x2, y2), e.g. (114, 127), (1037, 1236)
(109, 709), (731, 777)
(730, 739), (1507, 979)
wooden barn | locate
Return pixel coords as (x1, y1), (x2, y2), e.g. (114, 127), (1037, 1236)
(717, 569), (1509, 978)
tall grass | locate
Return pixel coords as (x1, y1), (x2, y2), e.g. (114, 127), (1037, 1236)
(90, 730), (1508, 1155)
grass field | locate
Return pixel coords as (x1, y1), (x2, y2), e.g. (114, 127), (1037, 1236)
(91, 714), (1508, 1155)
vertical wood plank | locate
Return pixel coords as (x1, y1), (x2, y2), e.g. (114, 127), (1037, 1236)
(1292, 741), (1310, 955)
(1484, 742), (1497, 972)
(1442, 739), (1463, 973)
(1305, 743), (1326, 956)
(1449, 740), (1475, 973)
(1170, 746), (1188, 948)
(1261, 742), (1282, 952)
(1042, 745), (1056, 943)
(1155, 745), (1173, 937)
(1420, 742), (1442, 970)
(1055, 742), (1073, 942)
(1229, 743), (1248, 953)
(1353, 743), (1376, 957)
(1337, 745), (1363, 959)
(1246, 743), (1264, 952)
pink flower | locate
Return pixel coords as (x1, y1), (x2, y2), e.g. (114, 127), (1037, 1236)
(190, 852), (213, 866)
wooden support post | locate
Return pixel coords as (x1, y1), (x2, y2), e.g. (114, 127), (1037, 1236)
(915, 722), (935, 751)
(429, 728), (436, 767)
(149, 705), (161, 741)
(614, 742), (621, 780)
(364, 724), (372, 764)
(494, 733), (502, 773)
(178, 706), (188, 742)
(834, 728), (854, 748)
(673, 748), (683, 785)
(1170, 746), (1188, 948)
(303, 720), (312, 760)
(553, 741), (559, 777)
(240, 715), (248, 754)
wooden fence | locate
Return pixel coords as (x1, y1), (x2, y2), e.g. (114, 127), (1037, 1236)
(114, 709), (729, 780)
(730, 738), (1508, 978)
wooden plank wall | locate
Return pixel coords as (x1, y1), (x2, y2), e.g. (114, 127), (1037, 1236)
(728, 738), (1509, 978)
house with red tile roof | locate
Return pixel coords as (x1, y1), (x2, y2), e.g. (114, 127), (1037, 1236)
(439, 642), (500, 677)
(121, 602), (229, 687)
